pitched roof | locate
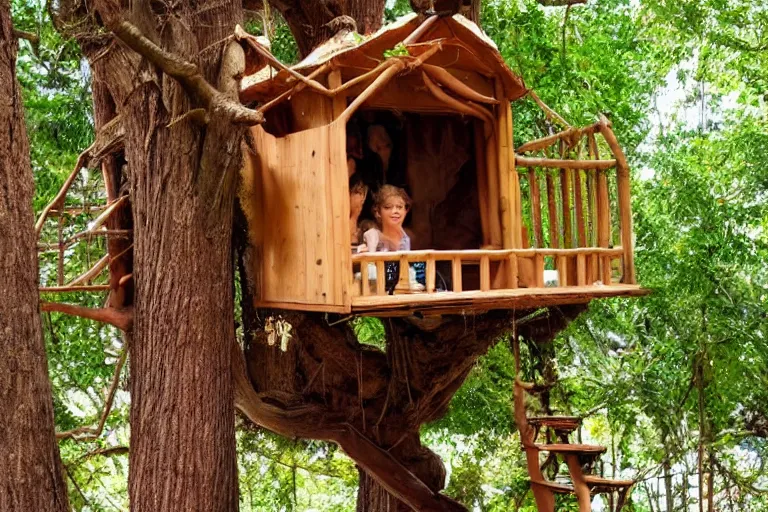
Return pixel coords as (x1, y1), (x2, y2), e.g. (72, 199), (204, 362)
(240, 13), (527, 104)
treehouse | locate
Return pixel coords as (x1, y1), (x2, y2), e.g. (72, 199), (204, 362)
(238, 13), (645, 318)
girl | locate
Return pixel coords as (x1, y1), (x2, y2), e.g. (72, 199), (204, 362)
(358, 186), (424, 293)
(358, 185), (411, 253)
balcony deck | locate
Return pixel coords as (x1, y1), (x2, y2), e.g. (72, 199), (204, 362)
(351, 284), (647, 317)
(350, 247), (647, 317)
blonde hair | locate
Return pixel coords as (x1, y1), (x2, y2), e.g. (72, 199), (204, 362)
(372, 185), (411, 221)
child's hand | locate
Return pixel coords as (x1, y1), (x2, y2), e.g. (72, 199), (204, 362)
(357, 244), (369, 253)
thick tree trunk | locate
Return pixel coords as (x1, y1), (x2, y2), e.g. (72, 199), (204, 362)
(0, 3), (70, 510)
(71, 1), (246, 510)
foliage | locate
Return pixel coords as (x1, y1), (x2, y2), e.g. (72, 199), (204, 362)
(13, 0), (768, 509)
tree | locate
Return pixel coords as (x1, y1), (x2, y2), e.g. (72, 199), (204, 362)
(0, 1), (69, 509)
(46, 0), (266, 509)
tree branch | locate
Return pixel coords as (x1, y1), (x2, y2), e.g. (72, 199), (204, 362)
(35, 115), (124, 235)
(57, 349), (128, 441)
(12, 28), (39, 43)
(108, 20), (263, 125)
(232, 342), (468, 512)
(41, 302), (133, 332)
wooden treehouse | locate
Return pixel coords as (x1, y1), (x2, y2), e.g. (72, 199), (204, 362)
(238, 13), (644, 318)
(33, 13), (646, 512)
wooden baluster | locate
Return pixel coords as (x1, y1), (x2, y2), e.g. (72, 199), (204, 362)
(591, 132), (612, 250)
(361, 259), (370, 296)
(560, 169), (573, 249)
(508, 253), (519, 289)
(376, 260), (386, 295)
(534, 254), (545, 288)
(577, 254), (587, 286)
(452, 257), (462, 292)
(480, 255), (491, 291)
(426, 256), (436, 294)
(546, 172), (560, 248)
(591, 253), (600, 283)
(528, 168), (543, 248)
(587, 168), (597, 247)
(557, 255), (568, 287)
(600, 119), (636, 284)
(574, 170), (587, 247)
(395, 254), (409, 293)
(602, 255), (612, 285)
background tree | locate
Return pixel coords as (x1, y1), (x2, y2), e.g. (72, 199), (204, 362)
(0, 0), (69, 509)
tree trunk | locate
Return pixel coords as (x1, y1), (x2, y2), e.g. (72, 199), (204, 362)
(413, 0), (482, 25)
(664, 457), (674, 512)
(73, 1), (246, 510)
(270, 0), (387, 58)
(356, 433), (448, 512)
(0, 3), (70, 510)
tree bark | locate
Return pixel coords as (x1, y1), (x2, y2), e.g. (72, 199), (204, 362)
(267, 0), (387, 58)
(0, 2), (70, 510)
(69, 1), (247, 510)
(411, 0), (482, 25)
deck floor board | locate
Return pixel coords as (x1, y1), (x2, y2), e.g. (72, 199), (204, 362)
(351, 285), (648, 316)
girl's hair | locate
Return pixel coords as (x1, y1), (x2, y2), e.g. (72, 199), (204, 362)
(373, 185), (411, 218)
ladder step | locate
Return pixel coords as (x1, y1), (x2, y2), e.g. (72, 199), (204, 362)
(534, 443), (606, 455)
(584, 475), (635, 493)
(527, 415), (582, 432)
(530, 479), (574, 494)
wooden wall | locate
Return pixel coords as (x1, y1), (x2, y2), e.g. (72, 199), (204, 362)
(241, 123), (350, 312)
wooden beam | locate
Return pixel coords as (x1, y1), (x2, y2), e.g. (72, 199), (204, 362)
(515, 155), (616, 170)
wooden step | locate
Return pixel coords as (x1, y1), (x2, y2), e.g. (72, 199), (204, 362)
(534, 443), (606, 455)
(584, 475), (635, 493)
(531, 476), (635, 496)
(528, 415), (581, 432)
(529, 479), (574, 494)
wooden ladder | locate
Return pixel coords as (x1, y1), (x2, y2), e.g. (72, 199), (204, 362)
(512, 337), (634, 512)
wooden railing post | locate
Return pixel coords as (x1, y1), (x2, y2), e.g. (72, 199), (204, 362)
(528, 168), (544, 248)
(426, 255), (436, 293)
(452, 257), (462, 292)
(576, 254), (587, 286)
(534, 254), (545, 288)
(361, 260), (370, 296)
(395, 254), (410, 293)
(560, 143), (573, 249)
(574, 170), (587, 247)
(590, 132), (611, 250)
(599, 116), (636, 284)
(508, 253), (519, 289)
(375, 261), (386, 295)
(546, 172), (560, 248)
(480, 255), (491, 291)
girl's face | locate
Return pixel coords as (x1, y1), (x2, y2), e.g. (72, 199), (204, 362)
(378, 196), (407, 230)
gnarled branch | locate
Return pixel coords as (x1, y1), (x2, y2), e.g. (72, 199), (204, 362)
(232, 342), (468, 512)
(108, 20), (263, 125)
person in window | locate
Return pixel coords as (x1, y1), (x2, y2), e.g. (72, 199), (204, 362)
(357, 186), (424, 293)
(349, 173), (368, 245)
